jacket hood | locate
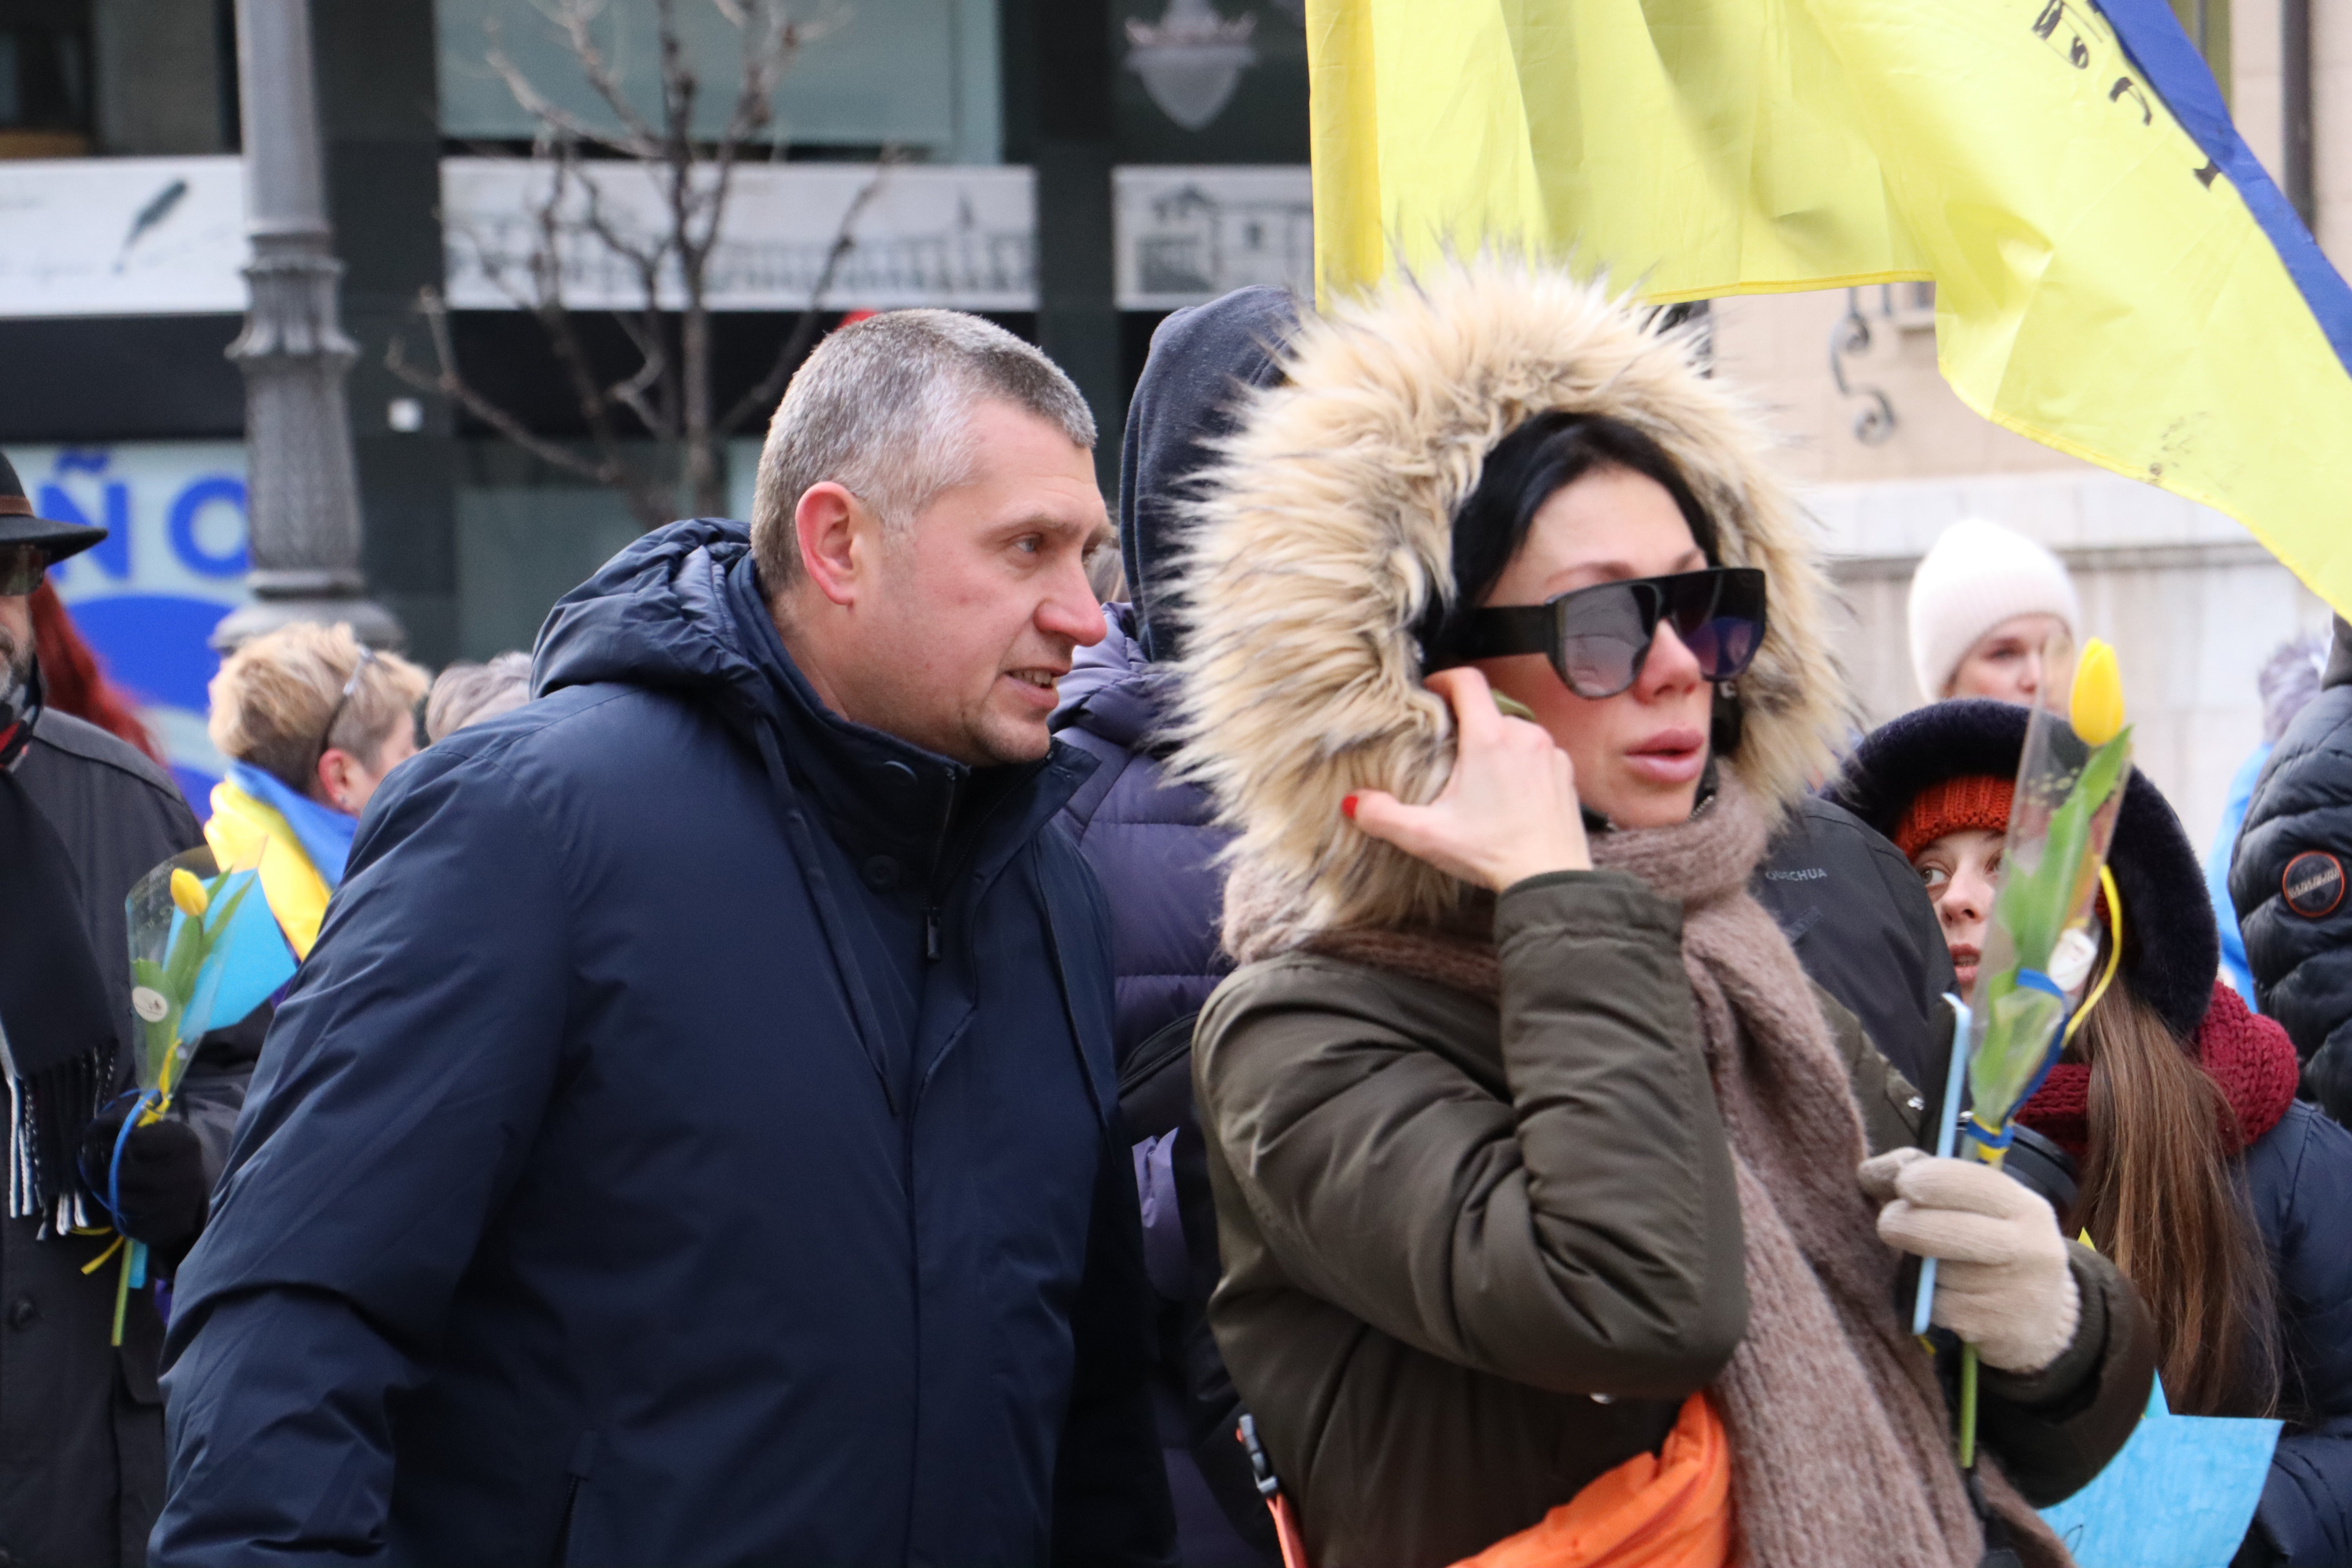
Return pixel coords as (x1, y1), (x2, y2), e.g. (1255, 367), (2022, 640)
(533, 516), (775, 716)
(2325, 615), (2352, 691)
(1170, 260), (1846, 962)
(1119, 287), (1300, 662)
(1825, 698), (2218, 1042)
(1051, 604), (1167, 754)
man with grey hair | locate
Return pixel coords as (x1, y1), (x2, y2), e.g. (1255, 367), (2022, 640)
(153, 312), (1175, 1566)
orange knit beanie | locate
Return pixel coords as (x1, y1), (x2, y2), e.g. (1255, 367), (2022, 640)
(1892, 775), (2014, 860)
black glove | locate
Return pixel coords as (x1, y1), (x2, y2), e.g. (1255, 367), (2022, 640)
(77, 1109), (209, 1258)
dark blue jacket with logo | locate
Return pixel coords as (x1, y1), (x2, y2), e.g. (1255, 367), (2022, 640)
(151, 519), (1173, 1567)
(2235, 625), (2352, 1125)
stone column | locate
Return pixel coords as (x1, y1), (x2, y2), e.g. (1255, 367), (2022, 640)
(211, 0), (402, 650)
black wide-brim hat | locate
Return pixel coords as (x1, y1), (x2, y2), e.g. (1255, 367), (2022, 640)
(1824, 697), (2218, 1042)
(0, 450), (107, 564)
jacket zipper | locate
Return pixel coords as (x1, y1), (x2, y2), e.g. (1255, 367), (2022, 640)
(548, 1474), (582, 1567)
(922, 771), (1028, 964)
(924, 774), (960, 963)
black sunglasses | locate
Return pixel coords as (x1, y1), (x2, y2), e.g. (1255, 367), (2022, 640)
(1446, 567), (1768, 700)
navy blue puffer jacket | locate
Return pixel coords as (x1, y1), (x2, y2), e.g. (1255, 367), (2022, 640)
(152, 520), (1171, 1567)
(2247, 1099), (2352, 1564)
(1052, 604), (1231, 1065)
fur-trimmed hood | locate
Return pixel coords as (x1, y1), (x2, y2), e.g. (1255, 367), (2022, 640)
(1170, 261), (1846, 962)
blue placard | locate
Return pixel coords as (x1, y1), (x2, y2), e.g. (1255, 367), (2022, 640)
(2039, 1378), (2279, 1568)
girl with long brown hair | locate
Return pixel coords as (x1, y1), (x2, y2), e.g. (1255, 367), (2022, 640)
(1832, 697), (2352, 1567)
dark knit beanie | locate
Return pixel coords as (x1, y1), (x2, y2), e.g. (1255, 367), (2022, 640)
(1826, 699), (2218, 1042)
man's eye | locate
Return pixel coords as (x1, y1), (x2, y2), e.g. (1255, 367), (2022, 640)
(1015, 536), (1041, 555)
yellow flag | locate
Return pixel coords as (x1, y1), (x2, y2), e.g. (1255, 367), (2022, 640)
(1308, 0), (2352, 613)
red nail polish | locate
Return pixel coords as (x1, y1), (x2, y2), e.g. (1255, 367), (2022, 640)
(1341, 794), (1358, 819)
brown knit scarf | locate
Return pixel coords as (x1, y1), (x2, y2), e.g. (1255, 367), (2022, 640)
(1314, 780), (2069, 1568)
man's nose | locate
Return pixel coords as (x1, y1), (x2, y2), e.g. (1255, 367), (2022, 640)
(1038, 557), (1107, 647)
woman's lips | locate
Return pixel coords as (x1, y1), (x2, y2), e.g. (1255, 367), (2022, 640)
(1624, 727), (1707, 786)
(1949, 946), (1981, 989)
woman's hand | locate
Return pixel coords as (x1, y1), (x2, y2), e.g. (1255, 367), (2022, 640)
(1860, 1147), (2079, 1374)
(1345, 668), (1592, 891)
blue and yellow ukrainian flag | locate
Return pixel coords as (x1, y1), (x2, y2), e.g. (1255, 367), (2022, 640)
(1308, 0), (2352, 612)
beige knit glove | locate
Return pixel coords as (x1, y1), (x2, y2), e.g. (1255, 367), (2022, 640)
(1859, 1147), (2079, 1374)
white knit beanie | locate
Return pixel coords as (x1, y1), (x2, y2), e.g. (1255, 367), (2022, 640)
(1906, 519), (2082, 700)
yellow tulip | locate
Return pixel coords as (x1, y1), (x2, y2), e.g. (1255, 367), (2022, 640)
(2069, 638), (2127, 747)
(169, 867), (210, 919)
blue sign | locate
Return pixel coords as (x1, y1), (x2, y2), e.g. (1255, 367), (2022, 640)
(2040, 1377), (2280, 1568)
(28, 443), (252, 814)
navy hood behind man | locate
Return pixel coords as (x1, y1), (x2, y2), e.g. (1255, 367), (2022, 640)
(154, 521), (1172, 1564)
(1116, 286), (1299, 666)
(1063, 287), (1298, 1060)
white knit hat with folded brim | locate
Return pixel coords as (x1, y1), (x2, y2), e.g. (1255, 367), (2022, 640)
(1906, 518), (2082, 701)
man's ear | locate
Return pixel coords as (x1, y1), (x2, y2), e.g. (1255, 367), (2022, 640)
(794, 482), (869, 609)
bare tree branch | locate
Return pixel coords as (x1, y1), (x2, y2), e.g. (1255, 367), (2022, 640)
(716, 148), (898, 440)
(483, 14), (661, 162)
(403, 0), (883, 530)
(387, 289), (672, 530)
(548, 0), (668, 157)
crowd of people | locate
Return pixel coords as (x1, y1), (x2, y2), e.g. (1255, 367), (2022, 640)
(0, 264), (2348, 1567)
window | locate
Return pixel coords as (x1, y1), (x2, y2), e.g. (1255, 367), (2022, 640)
(436, 0), (1002, 163)
(0, 0), (92, 158)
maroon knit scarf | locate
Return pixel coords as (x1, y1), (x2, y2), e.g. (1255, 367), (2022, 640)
(2015, 981), (2299, 1161)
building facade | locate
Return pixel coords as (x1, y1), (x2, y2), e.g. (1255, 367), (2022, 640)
(0, 0), (1309, 798)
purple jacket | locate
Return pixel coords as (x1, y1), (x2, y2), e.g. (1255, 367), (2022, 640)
(1052, 605), (1232, 1067)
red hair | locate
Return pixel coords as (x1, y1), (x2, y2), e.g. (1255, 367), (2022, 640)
(30, 582), (165, 765)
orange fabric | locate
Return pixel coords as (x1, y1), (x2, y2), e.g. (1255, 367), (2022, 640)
(1448, 1392), (1735, 1568)
(1269, 1493), (1311, 1568)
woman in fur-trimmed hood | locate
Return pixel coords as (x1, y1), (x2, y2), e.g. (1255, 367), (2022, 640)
(1170, 261), (2154, 1568)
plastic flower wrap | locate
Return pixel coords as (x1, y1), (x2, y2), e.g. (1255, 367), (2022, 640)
(125, 847), (293, 1106)
(1964, 637), (2132, 1143)
(97, 846), (296, 1340)
(1926, 634), (2132, 1470)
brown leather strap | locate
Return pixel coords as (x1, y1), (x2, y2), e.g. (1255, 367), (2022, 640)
(0, 497), (32, 517)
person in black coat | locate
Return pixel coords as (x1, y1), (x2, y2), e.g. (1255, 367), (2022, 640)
(152, 315), (1174, 1566)
(2233, 615), (2352, 1125)
(1837, 699), (2352, 1566)
(0, 453), (245, 1567)
(1752, 794), (1957, 1094)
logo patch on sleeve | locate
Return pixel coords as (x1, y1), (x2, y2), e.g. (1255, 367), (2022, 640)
(2282, 851), (2346, 918)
